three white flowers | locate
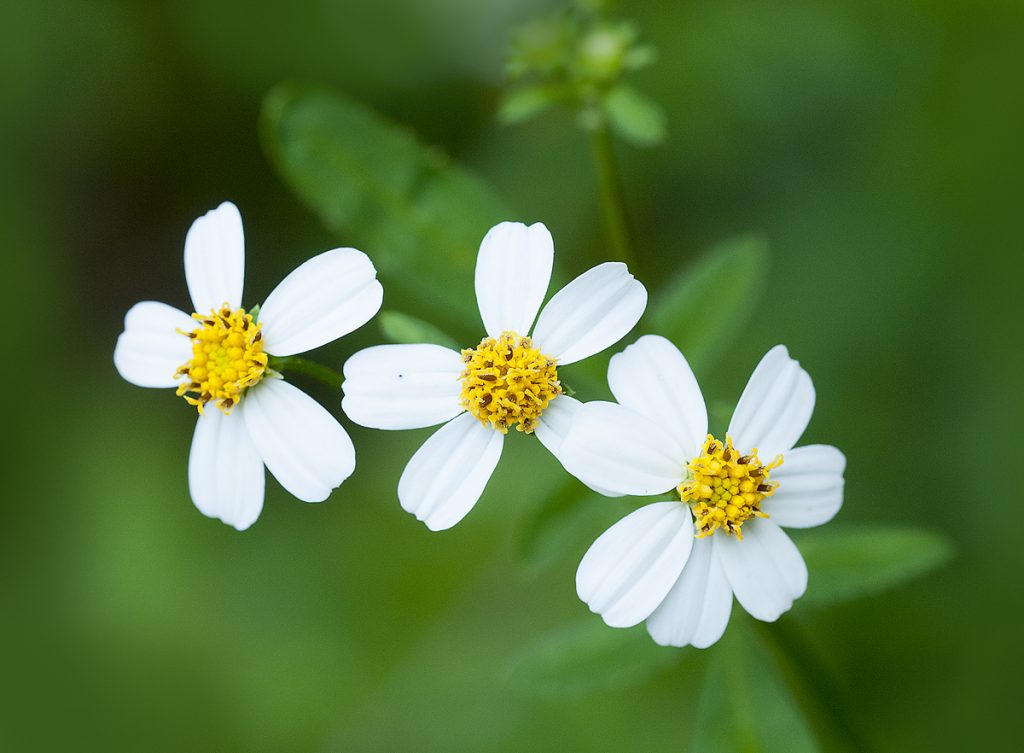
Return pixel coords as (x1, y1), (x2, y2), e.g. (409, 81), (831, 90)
(114, 202), (845, 648)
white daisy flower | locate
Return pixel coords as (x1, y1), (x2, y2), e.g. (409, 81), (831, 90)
(341, 221), (647, 531)
(114, 201), (383, 530)
(559, 335), (845, 648)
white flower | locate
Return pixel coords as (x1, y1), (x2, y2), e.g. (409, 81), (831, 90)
(559, 335), (845, 648)
(113, 201), (383, 530)
(341, 221), (647, 531)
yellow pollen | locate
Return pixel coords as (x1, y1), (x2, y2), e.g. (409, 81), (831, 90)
(677, 434), (783, 540)
(175, 304), (268, 415)
(459, 331), (561, 434)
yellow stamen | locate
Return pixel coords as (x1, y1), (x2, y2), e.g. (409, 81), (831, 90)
(459, 331), (561, 434)
(175, 304), (268, 415)
(678, 434), (783, 539)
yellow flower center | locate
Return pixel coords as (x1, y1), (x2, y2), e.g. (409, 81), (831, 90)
(459, 331), (561, 434)
(175, 304), (268, 414)
(678, 434), (783, 540)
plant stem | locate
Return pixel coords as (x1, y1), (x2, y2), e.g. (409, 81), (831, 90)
(267, 355), (343, 391)
(589, 123), (636, 270)
(755, 619), (876, 753)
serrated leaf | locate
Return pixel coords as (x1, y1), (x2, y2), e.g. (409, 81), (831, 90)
(795, 525), (954, 607)
(648, 234), (769, 371)
(603, 84), (666, 146)
(507, 618), (682, 698)
(378, 310), (459, 350)
(261, 84), (512, 332)
(694, 623), (820, 753)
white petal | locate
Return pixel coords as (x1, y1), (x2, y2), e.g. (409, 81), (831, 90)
(717, 519), (807, 622)
(728, 345), (816, 461)
(607, 335), (708, 458)
(259, 248), (384, 357)
(768, 444), (846, 528)
(576, 501), (695, 628)
(241, 379), (355, 502)
(188, 410), (265, 531)
(341, 344), (464, 430)
(184, 201), (245, 314)
(559, 401), (685, 496)
(646, 536), (733, 649)
(533, 395), (623, 497)
(397, 412), (503, 531)
(474, 221), (553, 338)
(531, 262), (647, 365)
(114, 302), (196, 388)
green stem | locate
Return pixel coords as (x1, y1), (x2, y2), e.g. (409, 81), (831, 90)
(589, 123), (637, 270)
(755, 619), (875, 753)
(267, 355), (343, 391)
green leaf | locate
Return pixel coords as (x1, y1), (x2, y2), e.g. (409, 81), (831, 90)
(498, 84), (566, 125)
(694, 623), (820, 753)
(508, 618), (681, 698)
(378, 310), (459, 350)
(261, 84), (512, 332)
(795, 525), (954, 607)
(648, 234), (769, 371)
(602, 84), (666, 146)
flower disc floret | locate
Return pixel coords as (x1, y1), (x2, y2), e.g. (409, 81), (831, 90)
(175, 304), (267, 414)
(460, 331), (561, 434)
(678, 434), (783, 540)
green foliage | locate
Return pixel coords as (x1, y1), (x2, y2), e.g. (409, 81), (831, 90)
(508, 618), (681, 698)
(694, 623), (820, 753)
(378, 310), (459, 350)
(797, 525), (954, 607)
(602, 84), (667, 146)
(260, 84), (511, 331)
(648, 234), (769, 371)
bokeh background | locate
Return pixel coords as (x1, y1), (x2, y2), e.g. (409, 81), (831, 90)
(3, 0), (1021, 751)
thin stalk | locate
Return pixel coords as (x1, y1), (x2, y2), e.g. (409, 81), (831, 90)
(267, 355), (343, 391)
(755, 619), (876, 753)
(589, 123), (636, 270)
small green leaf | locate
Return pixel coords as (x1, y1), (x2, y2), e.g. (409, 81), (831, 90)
(261, 84), (513, 331)
(602, 84), (666, 146)
(498, 84), (566, 125)
(648, 234), (769, 371)
(796, 525), (954, 607)
(508, 618), (682, 698)
(378, 310), (460, 350)
(694, 623), (820, 753)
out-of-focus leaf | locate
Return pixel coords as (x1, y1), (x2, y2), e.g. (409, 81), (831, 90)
(378, 310), (460, 350)
(694, 623), (820, 753)
(261, 84), (512, 331)
(648, 234), (769, 371)
(795, 525), (954, 607)
(508, 618), (681, 698)
(498, 84), (566, 125)
(602, 84), (666, 146)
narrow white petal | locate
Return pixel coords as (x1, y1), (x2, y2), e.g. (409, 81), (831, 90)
(341, 344), (464, 430)
(474, 221), (553, 337)
(259, 248), (384, 356)
(559, 401), (685, 496)
(576, 501), (695, 628)
(646, 536), (733, 649)
(533, 395), (623, 497)
(184, 201), (245, 314)
(188, 410), (265, 531)
(768, 444), (846, 528)
(398, 412), (503, 531)
(728, 345), (815, 461)
(113, 301), (196, 388)
(241, 379), (355, 502)
(607, 335), (708, 458)
(717, 519), (807, 622)
(531, 262), (647, 365)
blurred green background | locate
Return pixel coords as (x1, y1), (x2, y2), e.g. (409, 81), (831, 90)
(3, 0), (1020, 750)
